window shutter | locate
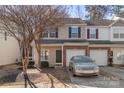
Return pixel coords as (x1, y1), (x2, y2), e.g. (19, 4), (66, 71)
(5, 32), (7, 40)
(96, 29), (98, 39)
(56, 31), (58, 38)
(69, 27), (71, 38)
(87, 29), (90, 39)
(78, 27), (81, 38)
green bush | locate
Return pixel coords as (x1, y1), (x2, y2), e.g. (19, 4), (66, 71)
(28, 61), (35, 66)
(41, 61), (49, 68)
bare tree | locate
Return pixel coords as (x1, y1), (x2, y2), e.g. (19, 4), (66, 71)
(0, 5), (68, 87)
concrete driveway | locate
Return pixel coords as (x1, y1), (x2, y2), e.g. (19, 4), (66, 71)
(68, 67), (124, 88)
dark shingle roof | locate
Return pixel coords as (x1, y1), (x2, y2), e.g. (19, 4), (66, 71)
(111, 19), (124, 26)
(85, 19), (113, 26)
(56, 18), (86, 24)
(40, 39), (88, 44)
(40, 39), (124, 44)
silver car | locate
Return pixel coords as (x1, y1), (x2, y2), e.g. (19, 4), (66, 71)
(69, 55), (99, 76)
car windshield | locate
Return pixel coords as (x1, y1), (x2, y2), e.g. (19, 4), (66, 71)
(73, 56), (93, 63)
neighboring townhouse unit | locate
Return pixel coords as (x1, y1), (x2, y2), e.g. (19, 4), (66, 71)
(32, 18), (124, 67)
(0, 32), (20, 66)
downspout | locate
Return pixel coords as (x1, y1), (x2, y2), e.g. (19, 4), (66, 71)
(62, 44), (64, 67)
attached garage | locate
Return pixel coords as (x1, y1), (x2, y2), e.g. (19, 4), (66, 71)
(66, 49), (86, 66)
(90, 49), (108, 66)
(112, 48), (124, 65)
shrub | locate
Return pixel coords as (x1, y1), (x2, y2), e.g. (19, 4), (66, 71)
(41, 61), (49, 68)
(28, 61), (35, 68)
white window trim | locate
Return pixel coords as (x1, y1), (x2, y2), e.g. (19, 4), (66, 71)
(70, 26), (80, 38)
(89, 28), (97, 39)
(41, 49), (49, 61)
(42, 31), (57, 39)
(113, 33), (119, 38)
(112, 27), (124, 39)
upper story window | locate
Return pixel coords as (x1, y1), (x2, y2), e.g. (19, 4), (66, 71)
(50, 31), (57, 38)
(89, 28), (96, 38)
(42, 27), (58, 38)
(113, 33), (124, 39)
(87, 28), (98, 39)
(120, 34), (124, 38)
(113, 28), (124, 39)
(42, 31), (49, 38)
(113, 33), (119, 38)
(69, 26), (81, 38)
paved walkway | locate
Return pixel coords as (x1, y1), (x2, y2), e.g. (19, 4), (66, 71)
(100, 66), (124, 80)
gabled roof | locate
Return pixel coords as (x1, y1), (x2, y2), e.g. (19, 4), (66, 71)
(110, 19), (124, 26)
(85, 19), (113, 26)
(56, 18), (86, 25)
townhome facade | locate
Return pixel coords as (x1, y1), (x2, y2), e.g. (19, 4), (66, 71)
(33, 18), (124, 67)
(1, 17), (124, 67)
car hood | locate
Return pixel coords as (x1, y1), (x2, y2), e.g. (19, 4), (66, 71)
(74, 62), (98, 67)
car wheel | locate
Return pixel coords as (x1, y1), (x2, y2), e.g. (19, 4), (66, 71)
(69, 67), (71, 71)
(96, 73), (99, 76)
(72, 69), (76, 77)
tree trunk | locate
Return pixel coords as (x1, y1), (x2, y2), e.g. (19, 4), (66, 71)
(37, 50), (41, 67)
(21, 43), (30, 88)
(34, 37), (41, 67)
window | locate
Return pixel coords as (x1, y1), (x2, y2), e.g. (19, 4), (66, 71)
(42, 27), (58, 38)
(120, 34), (124, 38)
(42, 31), (49, 38)
(89, 28), (97, 39)
(113, 33), (119, 38)
(50, 31), (57, 38)
(41, 49), (49, 61)
(71, 27), (79, 38)
(117, 52), (124, 63)
(69, 26), (81, 38)
(29, 47), (33, 61)
(113, 33), (124, 39)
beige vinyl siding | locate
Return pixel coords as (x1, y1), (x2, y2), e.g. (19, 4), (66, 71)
(34, 46), (62, 67)
(0, 37), (20, 66)
(58, 25), (86, 39)
(87, 26), (110, 40)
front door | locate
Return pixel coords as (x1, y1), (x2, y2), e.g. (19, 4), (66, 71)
(56, 50), (62, 64)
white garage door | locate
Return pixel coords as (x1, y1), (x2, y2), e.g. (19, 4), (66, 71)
(66, 49), (85, 66)
(90, 49), (108, 66)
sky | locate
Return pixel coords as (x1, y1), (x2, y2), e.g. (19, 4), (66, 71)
(69, 5), (113, 20)
(69, 5), (86, 18)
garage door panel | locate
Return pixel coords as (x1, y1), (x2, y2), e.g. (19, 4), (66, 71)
(90, 49), (107, 66)
(66, 49), (85, 66)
